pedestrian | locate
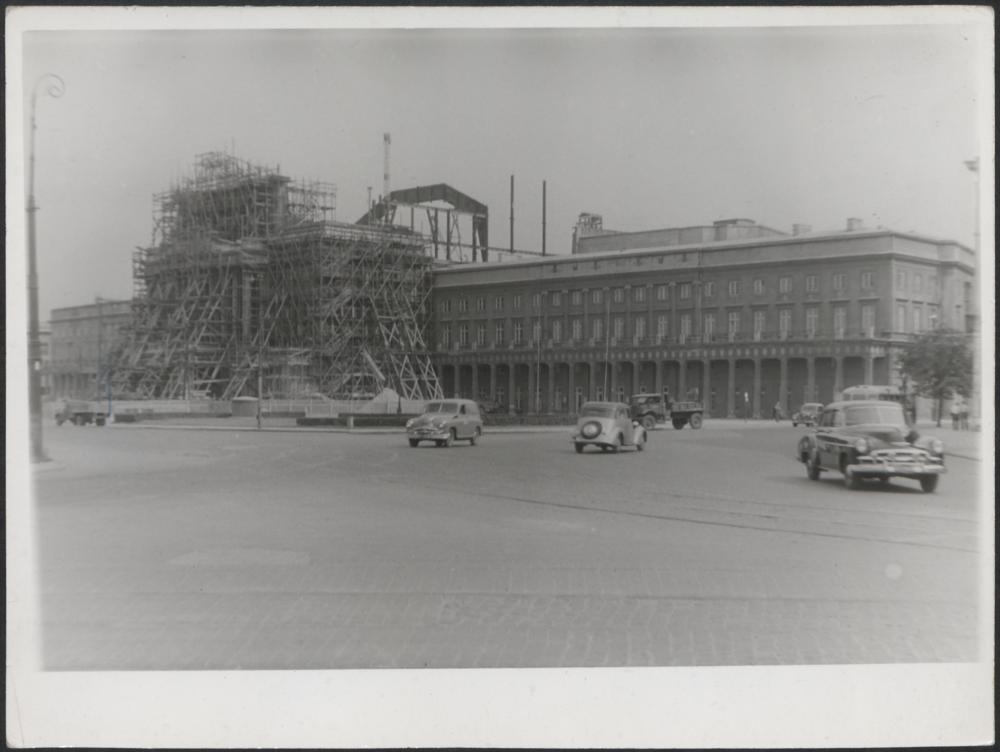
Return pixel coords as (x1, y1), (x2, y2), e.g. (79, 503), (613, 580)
(950, 398), (960, 430)
(959, 399), (970, 430)
(772, 401), (782, 422)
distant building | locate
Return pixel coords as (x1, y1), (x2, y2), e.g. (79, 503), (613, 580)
(430, 217), (975, 417)
(49, 299), (133, 400)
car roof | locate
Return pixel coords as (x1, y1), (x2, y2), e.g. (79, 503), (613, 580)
(823, 400), (899, 410)
(582, 400), (626, 408)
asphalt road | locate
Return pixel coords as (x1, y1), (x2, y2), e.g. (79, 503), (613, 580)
(32, 420), (985, 669)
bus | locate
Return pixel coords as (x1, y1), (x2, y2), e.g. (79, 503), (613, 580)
(840, 385), (915, 423)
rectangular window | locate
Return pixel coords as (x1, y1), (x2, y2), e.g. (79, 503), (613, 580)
(779, 309), (791, 340)
(477, 297), (486, 312)
(727, 311), (740, 341)
(657, 314), (669, 340)
(442, 299), (452, 314)
(613, 316), (625, 340)
(703, 313), (716, 341)
(703, 281), (715, 298)
(896, 270), (907, 290)
(680, 314), (692, 342)
(476, 324), (486, 346)
(634, 316), (646, 340)
(571, 290), (582, 306)
(679, 283), (692, 300)
(728, 280), (740, 298)
(833, 307), (846, 339)
(459, 323), (469, 346)
(753, 279), (764, 295)
(512, 294), (522, 310)
(441, 327), (451, 348)
(552, 319), (562, 343)
(513, 321), (523, 345)
(914, 274), (923, 293)
(897, 303), (906, 332)
(613, 287), (624, 304)
(531, 293), (541, 309)
(592, 289), (603, 305)
(753, 310), (765, 341)
(592, 318), (603, 341)
(656, 284), (668, 302)
(551, 291), (562, 307)
(861, 304), (876, 337)
(495, 322), (505, 345)
(806, 275), (818, 293)
(913, 307), (922, 333)
(458, 298), (468, 313)
(833, 273), (846, 293)
(495, 296), (504, 311)
(861, 271), (875, 291)
(805, 308), (818, 338)
(633, 286), (646, 303)
(779, 276), (791, 294)
(571, 319), (582, 341)
(531, 319), (541, 343)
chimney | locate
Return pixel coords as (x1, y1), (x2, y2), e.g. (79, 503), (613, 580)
(846, 217), (863, 231)
(792, 223), (812, 236)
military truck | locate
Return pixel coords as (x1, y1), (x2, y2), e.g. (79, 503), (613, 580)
(628, 392), (704, 430)
(55, 399), (108, 426)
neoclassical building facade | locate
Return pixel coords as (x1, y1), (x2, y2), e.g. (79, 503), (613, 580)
(430, 218), (975, 418)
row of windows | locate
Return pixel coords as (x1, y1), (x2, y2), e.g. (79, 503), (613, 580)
(895, 270), (940, 295)
(439, 304), (890, 348)
(439, 271), (889, 315)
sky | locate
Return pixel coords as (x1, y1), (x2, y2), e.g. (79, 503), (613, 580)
(8, 7), (993, 324)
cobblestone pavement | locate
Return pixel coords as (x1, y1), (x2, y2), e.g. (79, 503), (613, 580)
(31, 422), (986, 670)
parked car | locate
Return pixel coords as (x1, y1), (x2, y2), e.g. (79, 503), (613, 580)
(477, 400), (504, 415)
(572, 401), (647, 453)
(55, 399), (107, 426)
(406, 398), (483, 447)
(796, 400), (945, 492)
(792, 402), (823, 427)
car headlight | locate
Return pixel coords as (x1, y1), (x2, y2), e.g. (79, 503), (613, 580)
(929, 438), (944, 455)
(431, 418), (447, 428)
(854, 437), (869, 454)
(405, 418), (414, 428)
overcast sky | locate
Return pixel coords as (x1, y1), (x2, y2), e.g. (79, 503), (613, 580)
(8, 7), (993, 321)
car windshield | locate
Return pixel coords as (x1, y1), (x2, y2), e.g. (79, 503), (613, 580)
(632, 396), (657, 405)
(844, 404), (905, 426)
(802, 404), (822, 412)
(580, 404), (615, 418)
(424, 401), (459, 414)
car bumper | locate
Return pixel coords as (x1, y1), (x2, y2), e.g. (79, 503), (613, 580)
(408, 428), (449, 440)
(847, 460), (946, 477)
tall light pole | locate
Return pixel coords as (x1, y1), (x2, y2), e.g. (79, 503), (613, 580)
(964, 157), (980, 429)
(27, 73), (65, 462)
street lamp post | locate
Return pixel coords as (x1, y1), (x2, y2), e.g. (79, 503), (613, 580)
(27, 73), (65, 462)
(964, 158), (980, 429)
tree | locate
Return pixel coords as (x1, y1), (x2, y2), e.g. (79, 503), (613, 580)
(896, 328), (973, 426)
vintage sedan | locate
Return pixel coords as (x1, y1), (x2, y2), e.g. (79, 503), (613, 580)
(791, 402), (823, 427)
(797, 400), (945, 492)
(572, 401), (647, 453)
(406, 398), (483, 447)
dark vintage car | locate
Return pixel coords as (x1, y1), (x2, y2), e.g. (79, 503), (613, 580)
(791, 402), (823, 427)
(572, 401), (647, 453)
(406, 398), (483, 447)
(796, 400), (945, 492)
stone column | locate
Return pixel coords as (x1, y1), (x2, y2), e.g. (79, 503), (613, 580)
(568, 359), (576, 411)
(726, 358), (736, 418)
(489, 363), (496, 401)
(678, 356), (687, 398)
(471, 363), (479, 402)
(547, 360), (555, 413)
(752, 357), (762, 419)
(508, 363), (516, 413)
(864, 352), (874, 384)
(701, 358), (711, 413)
(806, 356), (816, 404)
(779, 357), (788, 412)
(833, 355), (843, 399)
(527, 361), (536, 414)
(655, 359), (663, 395)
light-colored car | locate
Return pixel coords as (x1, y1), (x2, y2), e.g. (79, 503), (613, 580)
(406, 398), (483, 447)
(792, 402), (823, 427)
(796, 400), (945, 492)
(572, 401), (647, 453)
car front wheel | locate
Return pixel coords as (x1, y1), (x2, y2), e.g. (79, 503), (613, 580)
(642, 415), (656, 431)
(919, 475), (938, 493)
(689, 413), (703, 429)
(672, 418), (685, 430)
(408, 438), (419, 448)
(443, 429), (455, 448)
(574, 443), (584, 454)
(635, 434), (645, 451)
(469, 427), (481, 446)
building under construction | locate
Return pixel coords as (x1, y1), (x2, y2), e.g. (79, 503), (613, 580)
(113, 152), (462, 402)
